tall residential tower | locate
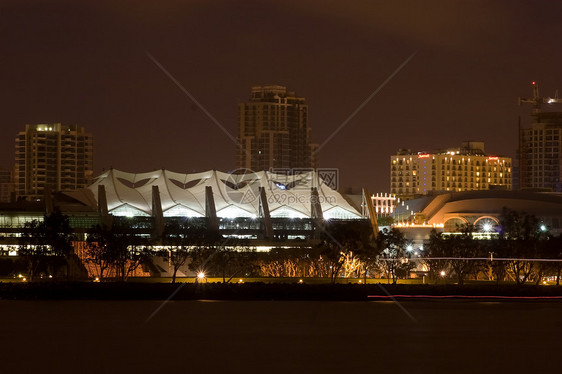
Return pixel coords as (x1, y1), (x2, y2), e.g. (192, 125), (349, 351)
(15, 123), (93, 200)
(517, 82), (562, 192)
(519, 112), (562, 192)
(237, 85), (315, 171)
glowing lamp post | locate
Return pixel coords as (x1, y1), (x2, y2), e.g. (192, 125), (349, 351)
(196, 271), (206, 283)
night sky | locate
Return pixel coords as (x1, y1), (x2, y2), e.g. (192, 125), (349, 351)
(1, 0), (561, 192)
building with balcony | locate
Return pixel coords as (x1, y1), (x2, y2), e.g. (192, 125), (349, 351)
(14, 123), (93, 200)
(519, 112), (562, 192)
(390, 142), (512, 199)
(238, 85), (315, 171)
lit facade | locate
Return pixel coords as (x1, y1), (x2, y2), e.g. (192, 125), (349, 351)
(89, 169), (361, 220)
(371, 193), (397, 215)
(519, 112), (562, 192)
(0, 168), (363, 259)
(15, 123), (94, 200)
(392, 190), (562, 236)
(238, 85), (315, 171)
(390, 142), (512, 199)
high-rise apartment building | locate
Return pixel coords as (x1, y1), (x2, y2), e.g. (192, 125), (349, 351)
(238, 85), (314, 171)
(519, 112), (562, 192)
(390, 142), (512, 199)
(15, 123), (93, 200)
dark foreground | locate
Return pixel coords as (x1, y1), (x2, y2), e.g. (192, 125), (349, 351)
(1, 299), (561, 373)
(3, 281), (562, 300)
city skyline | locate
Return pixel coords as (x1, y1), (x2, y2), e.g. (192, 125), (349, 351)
(1, 0), (562, 193)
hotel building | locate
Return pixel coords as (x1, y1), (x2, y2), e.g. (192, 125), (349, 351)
(390, 142), (512, 199)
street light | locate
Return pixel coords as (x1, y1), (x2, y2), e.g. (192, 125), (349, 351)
(440, 270), (446, 277)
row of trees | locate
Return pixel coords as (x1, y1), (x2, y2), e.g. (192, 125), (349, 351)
(15, 208), (562, 285)
(85, 220), (260, 283)
(424, 209), (562, 285)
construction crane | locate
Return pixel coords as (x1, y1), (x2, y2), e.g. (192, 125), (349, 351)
(518, 81), (562, 114)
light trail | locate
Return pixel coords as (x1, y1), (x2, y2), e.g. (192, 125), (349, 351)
(368, 295), (562, 300)
(378, 257), (562, 262)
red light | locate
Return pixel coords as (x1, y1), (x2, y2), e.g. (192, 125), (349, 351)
(532, 81), (536, 85)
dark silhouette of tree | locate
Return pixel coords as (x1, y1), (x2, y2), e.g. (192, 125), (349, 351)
(112, 232), (151, 281)
(19, 211), (73, 280)
(544, 235), (562, 286)
(211, 246), (257, 283)
(424, 229), (450, 283)
(185, 231), (258, 283)
(376, 227), (411, 284)
(86, 220), (152, 281)
(353, 226), (379, 282)
(188, 245), (215, 277)
(317, 220), (376, 284)
(447, 224), (485, 286)
(532, 236), (552, 285)
(85, 224), (115, 280)
(43, 211), (73, 258)
(158, 220), (206, 283)
(496, 208), (546, 285)
(19, 219), (50, 281)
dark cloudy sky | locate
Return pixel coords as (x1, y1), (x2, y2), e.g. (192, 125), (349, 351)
(1, 0), (561, 192)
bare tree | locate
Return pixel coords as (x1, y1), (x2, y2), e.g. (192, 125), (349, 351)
(496, 208), (546, 285)
(158, 221), (206, 283)
(423, 229), (450, 283)
(376, 227), (411, 284)
(448, 224), (485, 286)
(85, 224), (114, 279)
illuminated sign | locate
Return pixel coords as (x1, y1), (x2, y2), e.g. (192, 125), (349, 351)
(418, 154), (430, 158)
(487, 156), (499, 161)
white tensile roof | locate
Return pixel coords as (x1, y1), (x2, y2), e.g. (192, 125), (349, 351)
(88, 169), (362, 220)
